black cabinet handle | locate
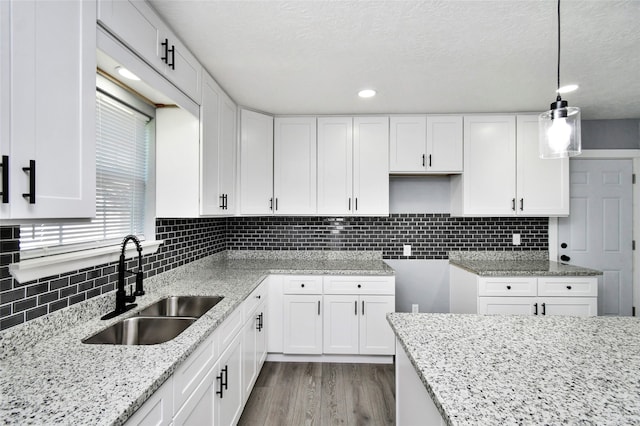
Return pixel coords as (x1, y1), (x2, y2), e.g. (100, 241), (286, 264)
(216, 371), (224, 398)
(355, 198), (358, 211)
(224, 194), (228, 210)
(357, 284), (361, 288)
(301, 283), (305, 288)
(22, 160), (35, 204)
(256, 313), (263, 331)
(422, 154), (425, 167)
(511, 198), (516, 211)
(168, 44), (175, 69)
(566, 285), (572, 290)
(362, 300), (365, 316)
(0, 155), (8, 203)
(269, 197), (273, 210)
(560, 255), (571, 262)
(520, 198), (524, 211)
(428, 154), (432, 167)
(161, 38), (169, 64)
(317, 300), (320, 316)
(354, 300), (358, 315)
(534, 303), (538, 315)
(219, 194), (225, 209)
(541, 303), (546, 316)
(506, 285), (511, 290)
(348, 198), (351, 211)
(275, 198), (278, 211)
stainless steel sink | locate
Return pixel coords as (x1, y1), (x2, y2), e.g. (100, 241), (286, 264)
(136, 296), (224, 318)
(82, 317), (197, 345)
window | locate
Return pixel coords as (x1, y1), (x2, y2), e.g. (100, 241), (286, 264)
(20, 86), (153, 254)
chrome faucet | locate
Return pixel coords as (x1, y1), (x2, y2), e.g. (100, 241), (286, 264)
(101, 235), (145, 320)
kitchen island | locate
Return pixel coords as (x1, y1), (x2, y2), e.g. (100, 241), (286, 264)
(0, 251), (393, 425)
(388, 312), (640, 425)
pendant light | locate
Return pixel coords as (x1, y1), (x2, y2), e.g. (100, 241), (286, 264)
(538, 0), (581, 159)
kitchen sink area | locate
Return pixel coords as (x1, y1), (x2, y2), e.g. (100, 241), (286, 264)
(82, 295), (224, 345)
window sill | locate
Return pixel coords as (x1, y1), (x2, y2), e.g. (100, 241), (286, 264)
(9, 240), (163, 284)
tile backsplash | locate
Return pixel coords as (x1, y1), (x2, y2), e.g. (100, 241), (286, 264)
(0, 214), (547, 330)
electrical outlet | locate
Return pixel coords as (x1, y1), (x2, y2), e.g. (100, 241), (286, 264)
(412, 304), (419, 313)
(403, 244), (411, 256)
(512, 234), (521, 246)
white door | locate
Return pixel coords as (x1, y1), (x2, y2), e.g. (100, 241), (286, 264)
(461, 116), (516, 215)
(219, 95), (237, 213)
(256, 302), (267, 367)
(241, 314), (257, 400)
(215, 333), (243, 426)
(353, 116), (389, 215)
(478, 297), (536, 315)
(427, 115), (463, 173)
(273, 117), (317, 215)
(283, 295), (323, 354)
(516, 115), (569, 216)
(323, 295), (359, 354)
(200, 73), (221, 216)
(317, 117), (353, 215)
(389, 116), (426, 172)
(359, 295), (395, 355)
(558, 159), (634, 316)
(539, 297), (597, 317)
(239, 109), (273, 215)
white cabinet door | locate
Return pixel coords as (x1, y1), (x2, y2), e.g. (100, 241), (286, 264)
(219, 94), (237, 214)
(125, 377), (173, 426)
(256, 301), (268, 367)
(478, 297), (536, 315)
(427, 115), (463, 173)
(454, 115), (516, 216)
(241, 310), (258, 400)
(215, 333), (243, 426)
(389, 116), (426, 172)
(273, 117), (317, 215)
(239, 109), (273, 215)
(172, 369), (214, 426)
(359, 295), (395, 355)
(267, 275), (284, 353)
(353, 116), (389, 215)
(539, 297), (597, 317)
(283, 294), (323, 354)
(2, 0), (95, 220)
(323, 295), (360, 354)
(157, 26), (202, 103)
(317, 117), (353, 215)
(200, 73), (222, 216)
(516, 114), (569, 216)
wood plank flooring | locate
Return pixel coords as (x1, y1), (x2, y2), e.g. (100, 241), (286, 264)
(238, 362), (395, 426)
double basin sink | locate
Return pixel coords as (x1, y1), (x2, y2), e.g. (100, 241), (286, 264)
(83, 296), (223, 345)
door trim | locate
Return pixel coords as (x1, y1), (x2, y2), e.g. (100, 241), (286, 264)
(548, 149), (639, 316)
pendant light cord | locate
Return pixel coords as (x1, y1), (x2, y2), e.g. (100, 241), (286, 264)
(556, 0), (562, 102)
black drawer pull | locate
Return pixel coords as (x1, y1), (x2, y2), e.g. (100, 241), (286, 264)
(357, 284), (361, 288)
(506, 285), (511, 290)
(0, 155), (8, 203)
(22, 160), (35, 204)
(541, 303), (546, 316)
(534, 303), (538, 315)
(566, 285), (572, 290)
(301, 283), (305, 288)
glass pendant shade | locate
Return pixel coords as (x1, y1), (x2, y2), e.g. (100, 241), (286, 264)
(538, 101), (581, 159)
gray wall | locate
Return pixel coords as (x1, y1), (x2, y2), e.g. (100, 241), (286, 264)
(582, 119), (640, 150)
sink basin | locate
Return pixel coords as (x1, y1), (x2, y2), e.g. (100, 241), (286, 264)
(136, 296), (224, 318)
(82, 317), (197, 345)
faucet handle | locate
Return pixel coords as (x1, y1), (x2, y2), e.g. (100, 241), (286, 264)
(134, 271), (145, 296)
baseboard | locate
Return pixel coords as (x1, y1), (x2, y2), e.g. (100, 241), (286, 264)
(266, 353), (394, 364)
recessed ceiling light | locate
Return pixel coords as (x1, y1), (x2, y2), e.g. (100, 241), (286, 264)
(557, 84), (579, 94)
(358, 89), (376, 98)
(115, 66), (140, 81)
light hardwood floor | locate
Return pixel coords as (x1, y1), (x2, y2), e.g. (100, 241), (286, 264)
(238, 362), (395, 426)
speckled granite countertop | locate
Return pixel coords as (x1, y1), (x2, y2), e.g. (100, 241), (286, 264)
(449, 251), (602, 277)
(0, 251), (393, 425)
(388, 313), (640, 425)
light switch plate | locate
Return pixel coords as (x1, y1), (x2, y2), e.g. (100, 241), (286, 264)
(403, 244), (411, 256)
(512, 234), (521, 246)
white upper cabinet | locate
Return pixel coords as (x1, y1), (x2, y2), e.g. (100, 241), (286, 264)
(1, 0), (96, 221)
(273, 117), (317, 215)
(451, 114), (569, 217)
(390, 115), (462, 173)
(200, 72), (236, 216)
(318, 116), (389, 216)
(239, 109), (274, 215)
(516, 114), (569, 216)
(97, 0), (202, 103)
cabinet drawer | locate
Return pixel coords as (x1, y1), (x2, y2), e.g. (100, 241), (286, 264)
(173, 330), (217, 413)
(477, 277), (536, 297)
(537, 277), (598, 297)
(283, 275), (323, 294)
(243, 280), (267, 321)
(323, 276), (395, 295)
(217, 307), (242, 349)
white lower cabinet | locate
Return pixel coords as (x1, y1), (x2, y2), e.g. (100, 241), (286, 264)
(125, 377), (174, 426)
(283, 294), (323, 354)
(450, 265), (598, 317)
(214, 333), (243, 426)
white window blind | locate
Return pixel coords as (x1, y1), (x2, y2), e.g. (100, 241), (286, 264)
(20, 91), (151, 253)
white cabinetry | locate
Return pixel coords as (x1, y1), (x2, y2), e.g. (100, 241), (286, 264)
(242, 283), (267, 402)
(200, 72), (237, 215)
(239, 109), (274, 215)
(389, 115), (462, 173)
(126, 377), (174, 426)
(214, 333), (243, 426)
(450, 265), (597, 317)
(282, 275), (323, 354)
(1, 0), (95, 220)
(317, 117), (389, 216)
(97, 0), (202, 103)
(273, 117), (317, 215)
(451, 114), (569, 217)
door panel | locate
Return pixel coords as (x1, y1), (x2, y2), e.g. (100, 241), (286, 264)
(558, 159), (633, 316)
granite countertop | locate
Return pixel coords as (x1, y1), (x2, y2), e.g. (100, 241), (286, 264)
(388, 313), (640, 425)
(0, 252), (393, 425)
(449, 251), (602, 277)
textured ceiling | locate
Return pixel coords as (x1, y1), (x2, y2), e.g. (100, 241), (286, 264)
(148, 0), (640, 119)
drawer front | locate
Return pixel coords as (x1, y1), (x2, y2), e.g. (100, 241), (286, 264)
(217, 307), (242, 349)
(477, 277), (537, 297)
(283, 275), (323, 294)
(243, 279), (267, 321)
(537, 277), (598, 297)
(323, 276), (395, 295)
